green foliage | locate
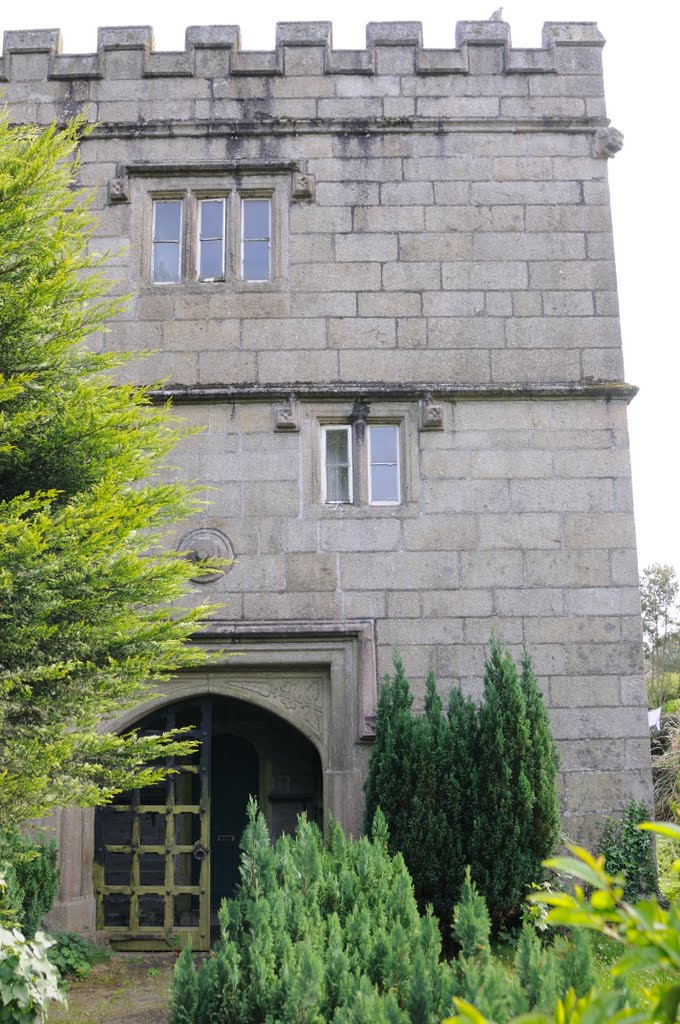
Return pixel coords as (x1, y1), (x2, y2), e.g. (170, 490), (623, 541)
(445, 875), (594, 1024)
(0, 111), (218, 826)
(657, 835), (680, 901)
(641, 563), (680, 709)
(45, 931), (110, 983)
(365, 663), (474, 926)
(652, 711), (680, 821)
(0, 926), (65, 1023)
(364, 638), (559, 927)
(598, 799), (657, 902)
(167, 946), (200, 1024)
(520, 650), (561, 874)
(169, 801), (454, 1024)
(0, 832), (59, 939)
(470, 639), (535, 925)
(553, 929), (596, 1000)
(446, 821), (680, 1024)
(452, 869), (492, 962)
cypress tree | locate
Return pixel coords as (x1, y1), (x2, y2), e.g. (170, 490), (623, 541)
(363, 656), (415, 842)
(521, 648), (560, 875)
(398, 674), (453, 921)
(363, 639), (559, 932)
(470, 636), (535, 925)
(167, 947), (199, 1024)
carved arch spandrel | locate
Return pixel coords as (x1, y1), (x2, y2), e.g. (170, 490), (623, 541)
(105, 672), (329, 762)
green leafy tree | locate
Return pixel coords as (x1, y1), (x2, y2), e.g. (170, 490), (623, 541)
(364, 666), (476, 928)
(0, 113), (215, 826)
(640, 563), (680, 708)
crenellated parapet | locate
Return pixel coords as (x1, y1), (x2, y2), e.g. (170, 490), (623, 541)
(0, 21), (605, 82)
(0, 21), (613, 136)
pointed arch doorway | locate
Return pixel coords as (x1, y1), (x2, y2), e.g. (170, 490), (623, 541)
(93, 695), (322, 950)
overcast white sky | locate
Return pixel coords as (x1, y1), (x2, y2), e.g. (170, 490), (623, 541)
(2, 1), (677, 582)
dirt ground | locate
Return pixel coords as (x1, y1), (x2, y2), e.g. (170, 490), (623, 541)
(49, 952), (178, 1024)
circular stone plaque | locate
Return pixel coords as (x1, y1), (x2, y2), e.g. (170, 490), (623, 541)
(179, 528), (234, 584)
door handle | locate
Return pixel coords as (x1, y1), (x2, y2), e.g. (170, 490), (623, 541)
(192, 841), (209, 861)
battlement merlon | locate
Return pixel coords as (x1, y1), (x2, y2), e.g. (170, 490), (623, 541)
(0, 21), (606, 82)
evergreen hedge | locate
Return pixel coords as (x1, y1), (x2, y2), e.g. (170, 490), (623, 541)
(364, 637), (560, 927)
(0, 831), (59, 938)
(168, 800), (457, 1024)
(168, 804), (591, 1024)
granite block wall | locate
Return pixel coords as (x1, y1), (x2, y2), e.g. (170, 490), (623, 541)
(3, 19), (651, 860)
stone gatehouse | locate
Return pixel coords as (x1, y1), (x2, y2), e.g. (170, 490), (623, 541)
(1, 17), (651, 949)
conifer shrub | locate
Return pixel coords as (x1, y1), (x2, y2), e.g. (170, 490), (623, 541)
(168, 801), (458, 1024)
(597, 797), (657, 902)
(446, 869), (594, 1024)
(0, 830), (59, 938)
(363, 666), (476, 928)
(364, 637), (560, 928)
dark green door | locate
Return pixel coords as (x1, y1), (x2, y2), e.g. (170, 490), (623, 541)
(210, 734), (259, 910)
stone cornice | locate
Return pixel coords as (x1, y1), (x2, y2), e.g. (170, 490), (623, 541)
(148, 381), (639, 404)
(88, 117), (609, 141)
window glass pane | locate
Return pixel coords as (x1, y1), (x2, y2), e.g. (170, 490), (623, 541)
(327, 465), (350, 503)
(154, 201), (181, 242)
(369, 425), (399, 504)
(199, 199), (224, 239)
(199, 239), (223, 280)
(243, 240), (270, 282)
(174, 853), (200, 886)
(243, 199), (270, 239)
(371, 464), (399, 503)
(153, 243), (180, 283)
(325, 429), (351, 503)
(370, 425), (398, 463)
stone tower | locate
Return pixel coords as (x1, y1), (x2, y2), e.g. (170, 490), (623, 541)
(1, 19), (651, 947)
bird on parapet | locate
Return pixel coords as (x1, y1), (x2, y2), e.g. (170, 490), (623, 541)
(489, 7), (504, 20)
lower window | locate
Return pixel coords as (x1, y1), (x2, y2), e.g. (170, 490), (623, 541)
(321, 423), (401, 506)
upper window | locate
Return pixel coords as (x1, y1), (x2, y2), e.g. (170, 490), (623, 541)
(151, 192), (273, 286)
(241, 198), (271, 282)
(152, 200), (182, 284)
(321, 423), (401, 506)
(198, 198), (226, 282)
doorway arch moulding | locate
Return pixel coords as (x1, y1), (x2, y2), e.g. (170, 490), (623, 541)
(45, 619), (378, 936)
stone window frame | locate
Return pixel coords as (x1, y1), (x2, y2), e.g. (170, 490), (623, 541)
(306, 401), (420, 514)
(135, 170), (288, 293)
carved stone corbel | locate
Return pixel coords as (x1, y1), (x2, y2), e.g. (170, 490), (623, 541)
(593, 126), (624, 159)
(292, 171), (315, 201)
(274, 393), (301, 431)
(107, 167), (130, 204)
(418, 393), (444, 431)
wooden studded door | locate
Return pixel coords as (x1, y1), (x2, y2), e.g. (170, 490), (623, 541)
(93, 699), (211, 950)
